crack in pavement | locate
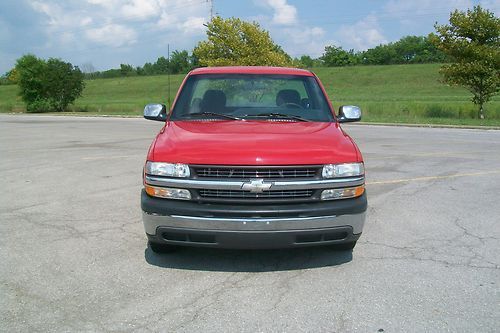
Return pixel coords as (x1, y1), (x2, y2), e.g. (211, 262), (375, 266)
(359, 216), (500, 270)
(4, 212), (141, 243)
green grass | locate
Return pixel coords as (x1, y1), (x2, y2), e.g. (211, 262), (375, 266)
(0, 74), (186, 116)
(0, 84), (21, 112)
(315, 64), (500, 125)
(1, 63), (499, 126)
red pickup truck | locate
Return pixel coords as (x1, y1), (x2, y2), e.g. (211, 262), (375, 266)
(141, 66), (366, 253)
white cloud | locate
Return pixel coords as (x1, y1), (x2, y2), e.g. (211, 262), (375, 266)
(384, 0), (473, 25)
(28, 0), (208, 50)
(86, 0), (121, 10)
(181, 17), (207, 35)
(121, 0), (159, 20)
(29, 1), (93, 47)
(156, 10), (180, 29)
(253, 0), (329, 56)
(154, 2), (208, 37)
(80, 17), (93, 26)
(279, 26), (327, 57)
(30, 1), (61, 26)
(260, 0), (297, 25)
(337, 15), (387, 51)
(85, 24), (138, 47)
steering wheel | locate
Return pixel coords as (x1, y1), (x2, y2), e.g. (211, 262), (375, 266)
(281, 102), (304, 109)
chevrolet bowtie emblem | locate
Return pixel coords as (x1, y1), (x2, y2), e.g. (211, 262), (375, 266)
(241, 179), (273, 193)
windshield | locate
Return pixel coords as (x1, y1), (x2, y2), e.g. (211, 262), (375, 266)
(170, 74), (334, 122)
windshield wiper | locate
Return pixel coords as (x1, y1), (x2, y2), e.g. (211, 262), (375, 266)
(181, 112), (242, 121)
(247, 113), (310, 122)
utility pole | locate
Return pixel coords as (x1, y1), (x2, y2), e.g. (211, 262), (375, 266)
(208, 0), (214, 20)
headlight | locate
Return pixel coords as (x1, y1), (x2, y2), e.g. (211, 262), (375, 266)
(145, 185), (191, 200)
(322, 163), (364, 178)
(145, 161), (190, 177)
(321, 186), (365, 200)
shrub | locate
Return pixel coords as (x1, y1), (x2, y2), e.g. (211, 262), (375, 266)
(26, 98), (53, 113)
(15, 54), (85, 112)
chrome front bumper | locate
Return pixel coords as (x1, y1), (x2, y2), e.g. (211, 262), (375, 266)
(143, 211), (366, 235)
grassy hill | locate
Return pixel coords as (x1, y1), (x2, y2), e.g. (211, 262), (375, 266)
(1, 63), (499, 125)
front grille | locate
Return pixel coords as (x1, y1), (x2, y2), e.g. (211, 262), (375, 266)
(193, 166), (320, 179)
(192, 165), (321, 202)
(198, 189), (314, 199)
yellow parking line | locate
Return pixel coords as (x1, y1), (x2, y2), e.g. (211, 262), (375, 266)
(367, 152), (481, 160)
(367, 170), (500, 185)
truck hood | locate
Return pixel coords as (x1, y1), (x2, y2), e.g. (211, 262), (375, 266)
(151, 120), (360, 165)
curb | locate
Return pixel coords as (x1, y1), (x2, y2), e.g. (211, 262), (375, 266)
(2, 112), (142, 118)
(2, 113), (500, 130)
(348, 121), (500, 130)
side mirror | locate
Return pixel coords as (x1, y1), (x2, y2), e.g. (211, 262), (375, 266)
(337, 105), (362, 123)
(144, 104), (167, 121)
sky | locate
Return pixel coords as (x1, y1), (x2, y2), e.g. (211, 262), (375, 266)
(0, 0), (498, 74)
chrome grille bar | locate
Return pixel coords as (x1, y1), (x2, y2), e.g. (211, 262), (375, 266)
(145, 175), (365, 190)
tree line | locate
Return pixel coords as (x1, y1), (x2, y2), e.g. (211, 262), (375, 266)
(78, 35), (447, 80)
(0, 34), (453, 83)
(83, 50), (197, 79)
(316, 35), (447, 67)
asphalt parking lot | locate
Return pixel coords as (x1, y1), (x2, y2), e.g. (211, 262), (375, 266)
(1, 114), (499, 332)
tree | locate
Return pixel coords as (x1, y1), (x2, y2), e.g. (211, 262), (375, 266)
(321, 45), (358, 67)
(431, 6), (499, 118)
(193, 16), (292, 67)
(298, 55), (314, 68)
(361, 44), (398, 65)
(169, 50), (191, 74)
(154, 56), (169, 74)
(0, 68), (18, 85)
(15, 54), (85, 112)
(15, 55), (46, 108)
(359, 36), (447, 65)
(393, 36), (447, 63)
(142, 62), (155, 75)
(120, 64), (135, 76)
(190, 53), (200, 69)
(7, 68), (19, 83)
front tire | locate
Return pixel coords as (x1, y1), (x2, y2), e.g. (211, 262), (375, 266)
(148, 241), (178, 254)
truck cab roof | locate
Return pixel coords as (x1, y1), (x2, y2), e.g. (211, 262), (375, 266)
(189, 66), (315, 76)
